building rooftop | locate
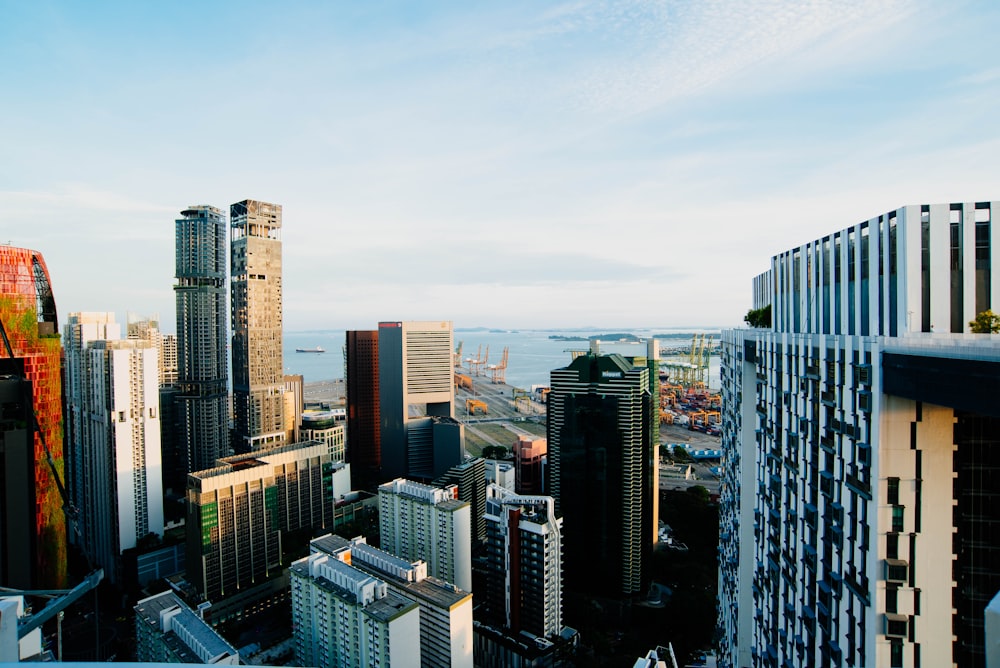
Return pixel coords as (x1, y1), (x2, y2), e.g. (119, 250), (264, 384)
(134, 591), (237, 663)
(310, 534), (471, 609)
(364, 590), (419, 623)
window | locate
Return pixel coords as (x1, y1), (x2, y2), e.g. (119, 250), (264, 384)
(887, 478), (900, 505)
(885, 614), (908, 639)
(950, 206), (964, 333)
(892, 506), (904, 533)
(886, 533), (898, 559)
(885, 559), (908, 584)
(921, 211), (931, 332)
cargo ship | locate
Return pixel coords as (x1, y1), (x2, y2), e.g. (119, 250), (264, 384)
(295, 346), (325, 353)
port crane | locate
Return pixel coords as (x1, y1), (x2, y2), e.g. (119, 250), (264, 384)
(488, 346), (509, 384)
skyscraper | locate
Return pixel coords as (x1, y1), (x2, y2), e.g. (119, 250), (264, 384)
(0, 246), (65, 588)
(230, 199), (284, 453)
(718, 201), (1000, 667)
(483, 484), (563, 639)
(175, 205), (229, 472)
(64, 313), (164, 584)
(546, 352), (654, 602)
(379, 320), (461, 480)
(345, 329), (380, 486)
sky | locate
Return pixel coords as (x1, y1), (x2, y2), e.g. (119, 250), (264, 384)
(2, 0), (999, 332)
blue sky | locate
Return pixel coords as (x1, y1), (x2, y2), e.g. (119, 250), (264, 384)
(2, 0), (999, 331)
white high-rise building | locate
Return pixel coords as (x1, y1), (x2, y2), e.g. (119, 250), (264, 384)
(63, 313), (163, 583)
(378, 478), (472, 591)
(719, 201), (1000, 668)
(291, 549), (420, 668)
(311, 534), (474, 668)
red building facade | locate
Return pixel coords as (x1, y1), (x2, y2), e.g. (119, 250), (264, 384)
(0, 246), (65, 588)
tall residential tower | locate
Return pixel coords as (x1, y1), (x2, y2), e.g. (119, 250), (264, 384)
(64, 313), (164, 584)
(718, 201), (1000, 668)
(230, 199), (285, 453)
(175, 205), (229, 472)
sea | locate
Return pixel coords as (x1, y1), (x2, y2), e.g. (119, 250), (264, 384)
(284, 328), (723, 391)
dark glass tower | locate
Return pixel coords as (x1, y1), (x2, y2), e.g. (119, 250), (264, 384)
(546, 353), (654, 602)
(175, 205), (229, 473)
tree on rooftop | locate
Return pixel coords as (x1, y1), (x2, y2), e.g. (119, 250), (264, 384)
(743, 304), (771, 328)
(969, 310), (1000, 333)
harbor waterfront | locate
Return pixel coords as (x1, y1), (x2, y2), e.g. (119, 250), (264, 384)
(285, 327), (723, 391)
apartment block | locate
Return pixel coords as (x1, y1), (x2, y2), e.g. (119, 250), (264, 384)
(718, 201), (1000, 668)
(291, 549), (420, 668)
(63, 314), (164, 584)
(231, 199), (285, 452)
(483, 484), (563, 639)
(311, 533), (474, 668)
(378, 478), (472, 591)
(134, 590), (238, 664)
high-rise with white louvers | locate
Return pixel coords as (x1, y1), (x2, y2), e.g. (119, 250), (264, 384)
(718, 201), (1000, 668)
(231, 199), (285, 453)
(379, 320), (462, 480)
(175, 205), (229, 472)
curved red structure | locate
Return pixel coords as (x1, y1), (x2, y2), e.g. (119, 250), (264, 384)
(0, 246), (65, 588)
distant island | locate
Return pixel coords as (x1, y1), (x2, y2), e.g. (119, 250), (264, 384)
(548, 333), (642, 342)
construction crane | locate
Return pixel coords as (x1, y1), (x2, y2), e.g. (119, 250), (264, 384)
(0, 315), (104, 649)
(488, 346), (509, 384)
